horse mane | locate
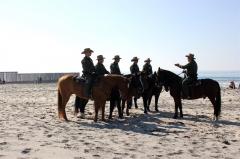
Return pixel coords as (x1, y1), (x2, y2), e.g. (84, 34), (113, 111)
(159, 69), (182, 85)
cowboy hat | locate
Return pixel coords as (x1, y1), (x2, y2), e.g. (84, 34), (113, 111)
(112, 55), (121, 60)
(185, 53), (195, 59)
(81, 48), (94, 54)
(144, 58), (151, 62)
(131, 56), (139, 62)
(96, 55), (105, 60)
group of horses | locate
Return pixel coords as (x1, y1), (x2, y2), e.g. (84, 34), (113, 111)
(57, 68), (221, 122)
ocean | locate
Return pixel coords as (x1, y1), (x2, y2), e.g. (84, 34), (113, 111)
(197, 71), (240, 87)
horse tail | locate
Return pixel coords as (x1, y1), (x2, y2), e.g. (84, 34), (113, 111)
(215, 82), (221, 118)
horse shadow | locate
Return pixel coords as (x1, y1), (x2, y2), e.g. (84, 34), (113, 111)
(72, 113), (189, 137)
(158, 111), (240, 127)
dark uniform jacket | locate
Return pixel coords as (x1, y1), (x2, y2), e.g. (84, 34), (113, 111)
(181, 60), (198, 79)
(130, 63), (140, 74)
(142, 63), (153, 75)
(81, 56), (96, 77)
(95, 63), (109, 76)
(110, 62), (121, 75)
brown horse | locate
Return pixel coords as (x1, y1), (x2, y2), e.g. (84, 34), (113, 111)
(57, 74), (130, 122)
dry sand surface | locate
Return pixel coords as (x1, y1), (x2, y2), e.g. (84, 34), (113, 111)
(0, 83), (240, 159)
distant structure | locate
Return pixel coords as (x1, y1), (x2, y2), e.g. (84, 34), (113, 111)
(0, 72), (79, 83)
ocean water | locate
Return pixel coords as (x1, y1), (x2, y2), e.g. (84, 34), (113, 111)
(171, 71), (240, 88)
(198, 71), (240, 87)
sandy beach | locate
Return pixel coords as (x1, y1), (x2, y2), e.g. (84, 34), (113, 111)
(0, 83), (239, 159)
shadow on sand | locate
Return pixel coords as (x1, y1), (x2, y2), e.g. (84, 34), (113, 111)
(70, 109), (240, 136)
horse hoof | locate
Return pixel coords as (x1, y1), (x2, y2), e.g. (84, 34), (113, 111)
(173, 115), (178, 119)
(144, 111), (148, 114)
(155, 109), (159, 112)
(135, 106), (138, 109)
(119, 115), (123, 119)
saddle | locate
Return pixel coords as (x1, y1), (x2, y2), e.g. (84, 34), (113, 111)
(73, 75), (101, 86)
(73, 76), (86, 84)
(189, 80), (202, 87)
(182, 79), (202, 99)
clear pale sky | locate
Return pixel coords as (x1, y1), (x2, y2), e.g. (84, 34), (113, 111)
(0, 0), (239, 73)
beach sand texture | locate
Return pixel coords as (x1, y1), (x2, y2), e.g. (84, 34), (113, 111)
(0, 83), (240, 159)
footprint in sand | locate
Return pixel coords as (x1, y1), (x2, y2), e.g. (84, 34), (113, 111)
(0, 142), (7, 146)
(92, 154), (101, 158)
(21, 148), (31, 154)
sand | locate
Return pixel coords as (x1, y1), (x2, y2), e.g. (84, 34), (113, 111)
(0, 83), (239, 159)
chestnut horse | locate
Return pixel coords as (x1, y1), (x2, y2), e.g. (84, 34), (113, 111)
(156, 68), (221, 120)
(57, 74), (130, 122)
(74, 74), (144, 119)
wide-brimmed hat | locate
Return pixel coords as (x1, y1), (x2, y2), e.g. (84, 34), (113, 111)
(81, 48), (94, 54)
(144, 58), (151, 62)
(131, 56), (139, 62)
(113, 55), (121, 60)
(185, 53), (195, 59)
(96, 55), (105, 60)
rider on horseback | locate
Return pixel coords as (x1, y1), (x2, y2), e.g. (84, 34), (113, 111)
(130, 57), (140, 75)
(81, 48), (96, 98)
(95, 55), (110, 76)
(142, 58), (153, 76)
(175, 53), (198, 98)
(110, 55), (122, 75)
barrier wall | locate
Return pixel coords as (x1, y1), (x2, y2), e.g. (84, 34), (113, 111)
(0, 72), (79, 83)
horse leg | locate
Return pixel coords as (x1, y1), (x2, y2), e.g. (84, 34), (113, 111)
(134, 97), (138, 109)
(94, 101), (99, 122)
(179, 99), (183, 118)
(109, 98), (115, 119)
(58, 90), (70, 121)
(117, 99), (123, 119)
(79, 98), (88, 119)
(126, 100), (130, 116)
(101, 100), (106, 121)
(143, 96), (148, 114)
(155, 94), (160, 112)
(148, 95), (153, 110)
(208, 96), (217, 121)
(74, 96), (80, 116)
(173, 97), (182, 119)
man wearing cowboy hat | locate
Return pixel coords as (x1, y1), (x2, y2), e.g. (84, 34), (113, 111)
(130, 56), (140, 75)
(175, 53), (198, 98)
(129, 56), (140, 109)
(95, 55), (110, 76)
(110, 55), (122, 75)
(81, 48), (96, 98)
(142, 58), (153, 76)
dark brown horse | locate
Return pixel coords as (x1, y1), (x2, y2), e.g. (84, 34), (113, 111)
(124, 72), (162, 115)
(57, 74), (131, 122)
(156, 68), (221, 120)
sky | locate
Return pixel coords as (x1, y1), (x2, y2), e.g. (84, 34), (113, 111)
(0, 0), (239, 73)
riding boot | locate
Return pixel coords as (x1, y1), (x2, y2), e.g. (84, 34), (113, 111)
(84, 84), (92, 98)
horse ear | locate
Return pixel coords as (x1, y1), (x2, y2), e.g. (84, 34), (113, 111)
(158, 67), (161, 71)
(154, 71), (156, 75)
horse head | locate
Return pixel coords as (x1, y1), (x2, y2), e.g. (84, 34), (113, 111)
(124, 73), (144, 98)
(156, 67), (166, 85)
